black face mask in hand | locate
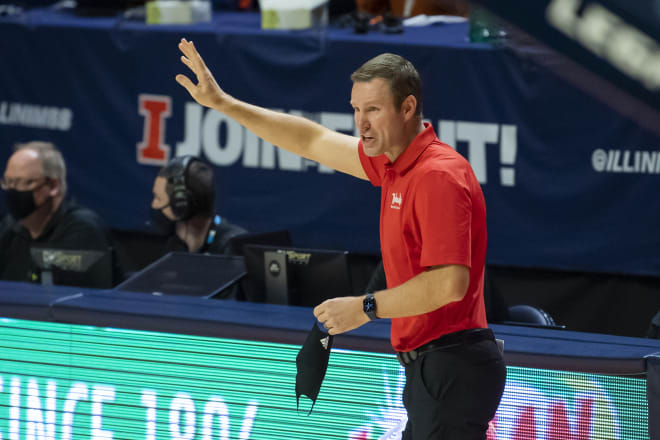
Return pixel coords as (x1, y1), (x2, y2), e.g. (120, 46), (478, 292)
(5, 188), (38, 220)
(149, 207), (175, 236)
(295, 320), (334, 414)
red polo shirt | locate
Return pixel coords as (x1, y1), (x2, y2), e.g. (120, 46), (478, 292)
(358, 123), (488, 352)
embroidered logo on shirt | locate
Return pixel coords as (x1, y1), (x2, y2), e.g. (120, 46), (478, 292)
(390, 192), (402, 210)
(320, 336), (329, 350)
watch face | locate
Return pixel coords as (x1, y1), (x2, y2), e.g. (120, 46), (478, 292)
(364, 296), (376, 312)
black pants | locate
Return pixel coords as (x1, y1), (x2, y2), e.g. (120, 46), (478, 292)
(401, 337), (506, 439)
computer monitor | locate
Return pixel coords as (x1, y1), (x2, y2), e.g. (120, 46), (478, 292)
(242, 245), (352, 307)
(30, 247), (113, 289)
(114, 252), (246, 299)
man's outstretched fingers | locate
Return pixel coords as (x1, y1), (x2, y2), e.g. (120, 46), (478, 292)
(187, 41), (208, 70)
(178, 39), (197, 65)
(175, 74), (195, 94)
(180, 56), (195, 74)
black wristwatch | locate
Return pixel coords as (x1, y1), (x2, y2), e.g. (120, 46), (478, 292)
(363, 293), (378, 320)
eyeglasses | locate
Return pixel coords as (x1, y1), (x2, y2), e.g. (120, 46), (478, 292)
(0, 177), (48, 191)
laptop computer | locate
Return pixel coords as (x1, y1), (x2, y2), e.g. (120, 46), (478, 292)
(115, 252), (246, 299)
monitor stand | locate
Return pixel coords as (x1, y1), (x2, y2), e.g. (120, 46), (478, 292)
(264, 250), (289, 305)
(41, 267), (53, 286)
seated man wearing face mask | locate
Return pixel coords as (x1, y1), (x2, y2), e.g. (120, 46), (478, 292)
(0, 142), (113, 285)
(150, 155), (247, 255)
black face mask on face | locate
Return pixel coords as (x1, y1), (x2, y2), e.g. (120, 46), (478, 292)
(149, 207), (175, 236)
(5, 188), (38, 220)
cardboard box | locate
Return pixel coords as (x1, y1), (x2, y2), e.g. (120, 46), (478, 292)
(146, 0), (211, 24)
(259, 0), (329, 30)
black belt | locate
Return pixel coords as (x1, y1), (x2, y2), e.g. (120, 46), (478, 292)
(396, 328), (494, 366)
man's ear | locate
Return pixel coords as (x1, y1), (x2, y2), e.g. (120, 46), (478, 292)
(402, 95), (418, 121)
(46, 177), (61, 197)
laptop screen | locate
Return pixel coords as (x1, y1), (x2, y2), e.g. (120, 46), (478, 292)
(115, 252), (246, 299)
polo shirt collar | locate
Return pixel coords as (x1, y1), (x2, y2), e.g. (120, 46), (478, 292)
(387, 122), (436, 175)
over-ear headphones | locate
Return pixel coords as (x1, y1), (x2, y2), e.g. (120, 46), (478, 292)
(166, 155), (196, 220)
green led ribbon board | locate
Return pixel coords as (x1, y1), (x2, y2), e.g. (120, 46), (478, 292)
(0, 318), (649, 439)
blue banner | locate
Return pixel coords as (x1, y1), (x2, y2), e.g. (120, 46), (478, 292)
(0, 8), (659, 276)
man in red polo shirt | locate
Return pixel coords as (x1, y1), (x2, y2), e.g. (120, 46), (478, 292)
(176, 39), (505, 439)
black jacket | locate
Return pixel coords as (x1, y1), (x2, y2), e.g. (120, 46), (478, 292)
(165, 215), (247, 255)
(0, 198), (114, 286)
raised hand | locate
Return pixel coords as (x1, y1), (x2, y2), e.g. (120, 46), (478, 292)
(175, 38), (227, 109)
